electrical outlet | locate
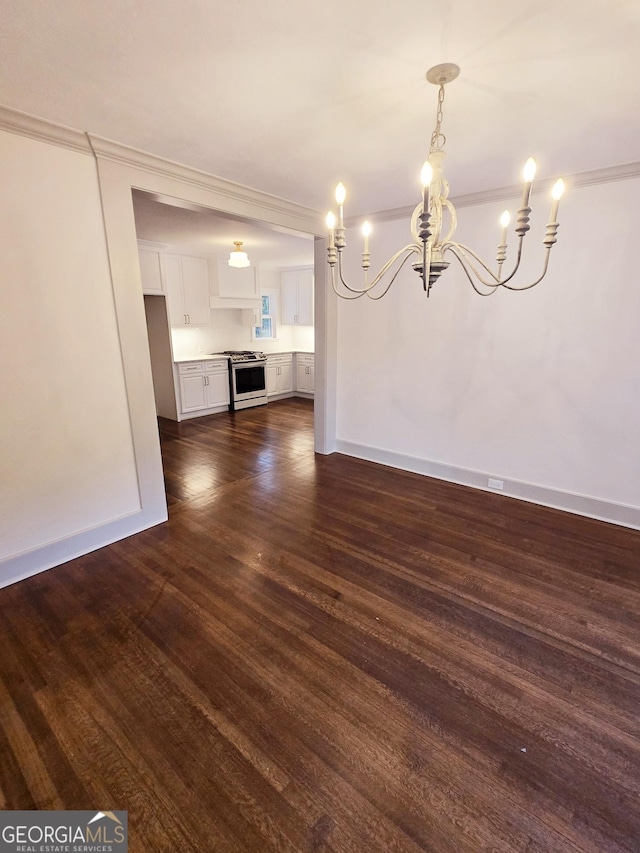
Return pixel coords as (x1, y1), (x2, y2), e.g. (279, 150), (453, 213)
(488, 478), (504, 490)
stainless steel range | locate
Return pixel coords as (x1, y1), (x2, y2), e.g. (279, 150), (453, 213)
(218, 351), (267, 411)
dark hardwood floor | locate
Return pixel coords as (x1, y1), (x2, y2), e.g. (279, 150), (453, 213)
(1, 397), (640, 851)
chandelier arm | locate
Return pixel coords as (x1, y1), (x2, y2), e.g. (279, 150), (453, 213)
(366, 252), (418, 300)
(498, 250), (552, 291)
(443, 243), (502, 287)
(329, 265), (366, 299)
(445, 246), (501, 296)
(335, 245), (419, 295)
(452, 235), (524, 289)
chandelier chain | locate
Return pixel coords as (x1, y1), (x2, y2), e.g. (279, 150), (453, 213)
(430, 83), (447, 152)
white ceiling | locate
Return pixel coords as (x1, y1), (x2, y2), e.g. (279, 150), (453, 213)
(132, 191), (314, 267)
(2, 1), (640, 215)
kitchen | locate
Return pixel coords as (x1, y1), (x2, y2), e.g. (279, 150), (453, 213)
(133, 190), (315, 424)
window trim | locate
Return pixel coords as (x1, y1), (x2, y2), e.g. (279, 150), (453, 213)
(252, 288), (278, 341)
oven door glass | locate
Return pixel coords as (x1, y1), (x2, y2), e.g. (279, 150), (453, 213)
(234, 364), (266, 395)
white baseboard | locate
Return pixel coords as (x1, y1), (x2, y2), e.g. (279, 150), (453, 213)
(0, 508), (168, 590)
(267, 391), (295, 402)
(177, 403), (230, 421)
(334, 440), (640, 531)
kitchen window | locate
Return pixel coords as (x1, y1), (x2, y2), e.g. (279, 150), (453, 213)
(253, 291), (277, 340)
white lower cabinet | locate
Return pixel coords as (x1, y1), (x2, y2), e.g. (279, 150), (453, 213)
(295, 354), (314, 395)
(266, 354), (293, 397)
(265, 353), (314, 397)
(179, 371), (207, 412)
(204, 368), (230, 408)
(177, 360), (230, 417)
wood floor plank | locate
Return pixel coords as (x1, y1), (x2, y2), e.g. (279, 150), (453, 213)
(1, 399), (640, 851)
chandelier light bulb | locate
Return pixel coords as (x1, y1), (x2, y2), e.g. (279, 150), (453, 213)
(500, 210), (511, 228)
(523, 158), (537, 183)
(549, 178), (565, 223)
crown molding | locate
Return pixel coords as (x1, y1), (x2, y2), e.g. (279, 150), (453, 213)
(87, 133), (322, 234)
(3, 102), (638, 234)
(0, 103), (92, 155)
(353, 160), (640, 225)
(0, 103), (322, 235)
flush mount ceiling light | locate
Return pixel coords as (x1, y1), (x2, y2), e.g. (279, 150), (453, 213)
(228, 241), (250, 268)
(326, 63), (565, 300)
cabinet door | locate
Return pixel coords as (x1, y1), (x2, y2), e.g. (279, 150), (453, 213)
(296, 270), (314, 325)
(138, 247), (164, 295)
(307, 364), (315, 393)
(281, 273), (298, 325)
(164, 254), (186, 326)
(278, 362), (293, 393)
(181, 256), (211, 326)
(296, 362), (309, 393)
(179, 374), (206, 412)
(266, 364), (278, 396)
(205, 372), (230, 407)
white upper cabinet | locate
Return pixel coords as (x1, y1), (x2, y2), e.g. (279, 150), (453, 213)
(210, 257), (261, 309)
(164, 253), (211, 327)
(137, 243), (164, 295)
(281, 268), (314, 325)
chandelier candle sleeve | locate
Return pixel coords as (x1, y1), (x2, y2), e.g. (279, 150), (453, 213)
(499, 210), (511, 246)
(421, 161), (433, 215)
(362, 221), (371, 254)
(326, 211), (336, 249)
(521, 158), (536, 208)
(335, 183), (346, 228)
(497, 209), (511, 269)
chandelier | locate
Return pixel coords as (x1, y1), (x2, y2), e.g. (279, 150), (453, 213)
(325, 64), (565, 300)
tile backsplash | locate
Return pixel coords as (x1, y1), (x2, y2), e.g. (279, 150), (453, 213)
(170, 310), (314, 360)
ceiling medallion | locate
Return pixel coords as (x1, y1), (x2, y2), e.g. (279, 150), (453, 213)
(325, 63), (565, 300)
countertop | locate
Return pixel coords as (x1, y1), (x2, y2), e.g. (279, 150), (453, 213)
(265, 350), (315, 356)
(173, 351), (315, 364)
(173, 354), (230, 364)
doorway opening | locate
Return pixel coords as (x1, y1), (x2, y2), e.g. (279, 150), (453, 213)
(132, 190), (317, 509)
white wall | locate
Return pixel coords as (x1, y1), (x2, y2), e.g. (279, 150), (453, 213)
(0, 131), (141, 573)
(0, 106), (324, 588)
(336, 177), (640, 526)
